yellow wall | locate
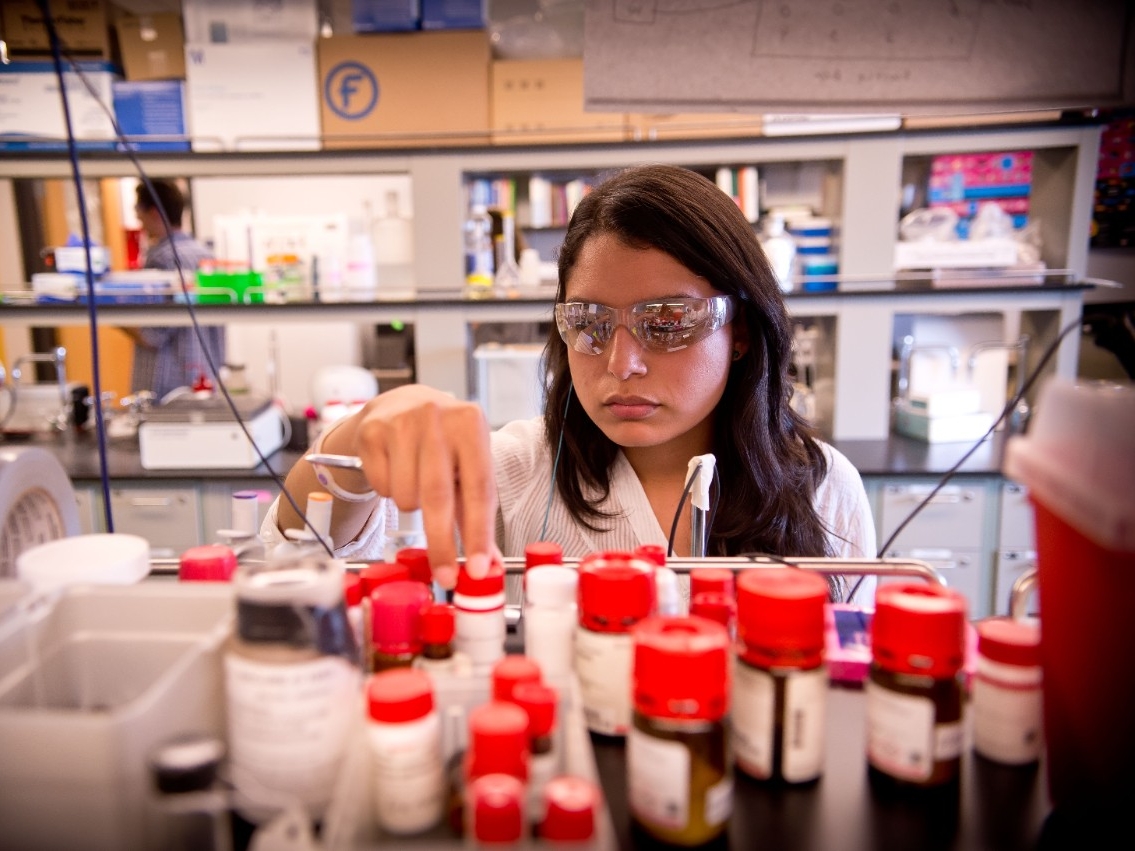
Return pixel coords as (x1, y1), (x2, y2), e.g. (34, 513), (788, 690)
(42, 179), (136, 400)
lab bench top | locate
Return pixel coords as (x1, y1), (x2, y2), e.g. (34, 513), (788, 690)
(5, 430), (1010, 482)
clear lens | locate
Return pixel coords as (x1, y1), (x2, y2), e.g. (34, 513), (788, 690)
(555, 296), (734, 355)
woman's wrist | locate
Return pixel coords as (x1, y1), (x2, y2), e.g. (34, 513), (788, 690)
(307, 416), (377, 503)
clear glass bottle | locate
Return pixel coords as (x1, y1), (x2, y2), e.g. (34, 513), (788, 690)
(493, 209), (522, 298)
(464, 204), (495, 299)
(370, 579), (433, 673)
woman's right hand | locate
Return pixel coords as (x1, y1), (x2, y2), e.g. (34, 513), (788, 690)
(343, 385), (498, 588)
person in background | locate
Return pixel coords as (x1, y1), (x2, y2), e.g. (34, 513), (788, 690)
(124, 179), (225, 401)
(266, 164), (876, 600)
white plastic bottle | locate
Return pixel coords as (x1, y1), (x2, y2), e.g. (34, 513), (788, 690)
(761, 214), (796, 293)
(453, 562), (508, 677)
(524, 565), (579, 694)
(365, 668), (445, 835)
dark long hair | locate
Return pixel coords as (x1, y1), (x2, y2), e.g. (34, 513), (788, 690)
(543, 163), (835, 559)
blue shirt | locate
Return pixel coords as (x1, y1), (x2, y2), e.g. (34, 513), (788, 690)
(131, 232), (226, 400)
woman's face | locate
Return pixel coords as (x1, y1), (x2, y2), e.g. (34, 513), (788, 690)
(563, 232), (741, 456)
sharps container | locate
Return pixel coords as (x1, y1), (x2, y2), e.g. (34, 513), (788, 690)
(1003, 378), (1135, 813)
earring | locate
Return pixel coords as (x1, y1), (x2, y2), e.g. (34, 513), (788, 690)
(732, 349), (742, 361)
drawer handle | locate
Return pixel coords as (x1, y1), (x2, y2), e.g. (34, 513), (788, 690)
(128, 497), (173, 508)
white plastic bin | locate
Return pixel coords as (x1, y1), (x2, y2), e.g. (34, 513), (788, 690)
(0, 582), (234, 851)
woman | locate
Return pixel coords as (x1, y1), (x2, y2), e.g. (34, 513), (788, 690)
(267, 164), (875, 595)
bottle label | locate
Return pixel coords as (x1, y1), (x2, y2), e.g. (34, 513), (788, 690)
(574, 629), (633, 736)
(628, 727), (690, 830)
(368, 718), (445, 834)
(865, 680), (936, 781)
(704, 775), (733, 827)
(225, 653), (360, 818)
(732, 662), (826, 782)
(731, 660), (776, 777)
(972, 677), (1043, 764)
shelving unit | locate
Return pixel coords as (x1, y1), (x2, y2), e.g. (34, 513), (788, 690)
(0, 121), (1103, 443)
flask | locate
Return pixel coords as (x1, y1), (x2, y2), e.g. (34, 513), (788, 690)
(365, 668), (445, 835)
(628, 615), (732, 846)
(732, 568), (828, 783)
(223, 556), (360, 823)
(370, 579), (432, 673)
(464, 204), (495, 299)
(574, 551), (655, 736)
(972, 616), (1043, 765)
(867, 583), (967, 789)
(760, 214), (796, 293)
(453, 561), (508, 676)
(524, 565), (578, 694)
(493, 209), (522, 297)
(413, 602), (474, 676)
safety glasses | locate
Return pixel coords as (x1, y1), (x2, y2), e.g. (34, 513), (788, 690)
(554, 295), (735, 355)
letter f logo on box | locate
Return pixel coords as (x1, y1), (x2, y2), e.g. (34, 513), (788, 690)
(326, 62), (379, 121)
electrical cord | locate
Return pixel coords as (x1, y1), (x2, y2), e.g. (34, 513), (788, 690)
(42, 3), (114, 532)
(538, 384), (573, 542)
(43, 31), (334, 556)
(845, 312), (1085, 603)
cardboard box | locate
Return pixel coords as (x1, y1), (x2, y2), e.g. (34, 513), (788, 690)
(351, 0), (421, 33)
(0, 0), (110, 58)
(181, 0), (319, 43)
(626, 112), (763, 142)
(185, 41), (321, 151)
(112, 80), (190, 152)
(490, 59), (625, 145)
(0, 61), (116, 150)
(318, 32), (490, 149)
(113, 14), (186, 81)
(421, 0), (485, 30)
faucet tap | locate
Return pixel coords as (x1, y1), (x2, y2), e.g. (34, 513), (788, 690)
(967, 336), (1032, 432)
(896, 335), (961, 400)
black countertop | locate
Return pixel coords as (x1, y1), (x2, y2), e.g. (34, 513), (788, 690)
(3, 430), (1008, 482)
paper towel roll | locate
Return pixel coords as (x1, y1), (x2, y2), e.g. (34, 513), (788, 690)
(0, 446), (81, 579)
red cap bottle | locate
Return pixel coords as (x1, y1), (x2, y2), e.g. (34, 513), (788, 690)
(736, 568), (828, 669)
(492, 654), (543, 703)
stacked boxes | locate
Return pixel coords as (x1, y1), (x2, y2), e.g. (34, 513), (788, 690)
(927, 151), (1033, 238)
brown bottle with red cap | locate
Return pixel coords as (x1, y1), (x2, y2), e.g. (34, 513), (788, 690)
(732, 568), (829, 784)
(866, 583), (967, 789)
(627, 615), (732, 847)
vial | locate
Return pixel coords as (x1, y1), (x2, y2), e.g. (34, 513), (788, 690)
(972, 616), (1043, 765)
(690, 591), (735, 636)
(867, 583), (967, 789)
(413, 603), (473, 676)
(575, 552), (655, 736)
(732, 568), (828, 783)
(513, 681), (559, 824)
(540, 776), (601, 844)
(224, 556), (360, 823)
(454, 561), (508, 677)
(524, 565), (579, 693)
(370, 580), (432, 673)
(466, 773), (526, 847)
(451, 701), (531, 833)
(492, 654), (543, 703)
(395, 546), (435, 587)
(365, 668), (445, 835)
(628, 615), (732, 846)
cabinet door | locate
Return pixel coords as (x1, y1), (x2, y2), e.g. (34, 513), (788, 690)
(999, 481), (1035, 551)
(71, 485), (101, 535)
(879, 482), (987, 550)
(109, 487), (202, 559)
(879, 547), (989, 618)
